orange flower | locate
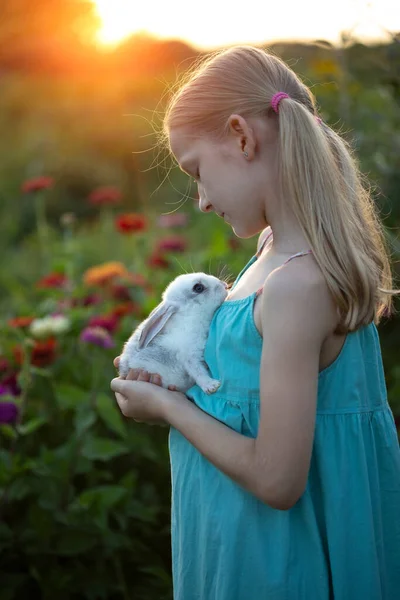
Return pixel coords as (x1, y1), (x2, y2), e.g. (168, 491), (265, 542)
(83, 261), (130, 287)
(13, 338), (57, 368)
(8, 316), (35, 328)
(88, 186), (122, 206)
(115, 213), (148, 234)
(21, 176), (54, 194)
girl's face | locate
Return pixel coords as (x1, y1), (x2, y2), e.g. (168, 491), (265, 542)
(168, 114), (280, 239)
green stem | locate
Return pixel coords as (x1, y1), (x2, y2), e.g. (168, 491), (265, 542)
(34, 192), (49, 271)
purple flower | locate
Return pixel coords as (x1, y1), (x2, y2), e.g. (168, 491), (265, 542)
(0, 402), (19, 424)
(79, 326), (115, 349)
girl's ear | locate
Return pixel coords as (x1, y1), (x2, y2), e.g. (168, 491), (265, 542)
(227, 113), (256, 159)
(138, 302), (179, 348)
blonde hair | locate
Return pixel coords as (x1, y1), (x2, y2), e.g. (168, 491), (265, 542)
(162, 45), (399, 334)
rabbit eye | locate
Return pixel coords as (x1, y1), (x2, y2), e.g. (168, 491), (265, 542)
(193, 283), (205, 294)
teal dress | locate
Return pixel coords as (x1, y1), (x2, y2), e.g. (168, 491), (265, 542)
(168, 238), (400, 600)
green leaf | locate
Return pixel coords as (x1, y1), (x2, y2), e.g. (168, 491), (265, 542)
(78, 485), (128, 510)
(17, 417), (47, 435)
(56, 383), (88, 410)
(81, 436), (129, 461)
(75, 406), (96, 436)
(96, 393), (127, 439)
(56, 530), (98, 556)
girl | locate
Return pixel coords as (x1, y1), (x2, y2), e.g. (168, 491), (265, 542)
(111, 46), (400, 599)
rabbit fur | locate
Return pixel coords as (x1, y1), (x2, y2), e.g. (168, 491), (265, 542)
(118, 273), (228, 394)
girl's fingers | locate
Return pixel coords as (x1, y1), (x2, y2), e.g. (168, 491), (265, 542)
(137, 370), (151, 382)
(152, 374), (162, 386)
(126, 369), (140, 380)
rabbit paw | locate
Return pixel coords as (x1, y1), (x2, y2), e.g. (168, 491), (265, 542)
(201, 379), (221, 395)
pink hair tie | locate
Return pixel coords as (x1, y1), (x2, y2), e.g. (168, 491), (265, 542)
(271, 92), (289, 114)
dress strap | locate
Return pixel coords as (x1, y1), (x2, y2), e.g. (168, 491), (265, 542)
(255, 250), (313, 297)
(255, 229), (274, 258)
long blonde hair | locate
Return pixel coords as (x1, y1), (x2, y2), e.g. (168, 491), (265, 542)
(162, 45), (399, 333)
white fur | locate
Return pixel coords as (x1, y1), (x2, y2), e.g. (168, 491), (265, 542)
(118, 273), (228, 394)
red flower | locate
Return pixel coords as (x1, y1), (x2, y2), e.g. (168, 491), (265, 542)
(88, 314), (119, 334)
(115, 213), (147, 234)
(156, 236), (187, 253)
(21, 176), (54, 194)
(111, 302), (141, 319)
(0, 357), (10, 372)
(147, 252), (170, 269)
(13, 339), (57, 368)
(88, 186), (122, 206)
(8, 316), (35, 328)
(36, 272), (68, 289)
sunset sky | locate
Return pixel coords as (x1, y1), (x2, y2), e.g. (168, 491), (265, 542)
(91, 0), (399, 49)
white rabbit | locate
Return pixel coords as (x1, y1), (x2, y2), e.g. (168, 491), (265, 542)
(118, 273), (229, 394)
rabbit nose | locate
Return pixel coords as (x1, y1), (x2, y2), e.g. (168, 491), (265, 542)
(223, 282), (229, 289)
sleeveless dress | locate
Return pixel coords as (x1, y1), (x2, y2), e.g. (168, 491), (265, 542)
(168, 232), (400, 600)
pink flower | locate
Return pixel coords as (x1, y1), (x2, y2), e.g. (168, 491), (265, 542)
(80, 326), (115, 349)
(157, 213), (189, 228)
(156, 236), (187, 253)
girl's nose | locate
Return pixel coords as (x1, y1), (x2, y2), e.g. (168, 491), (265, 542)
(198, 196), (213, 213)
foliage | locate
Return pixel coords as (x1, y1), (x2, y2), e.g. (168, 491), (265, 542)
(0, 22), (399, 599)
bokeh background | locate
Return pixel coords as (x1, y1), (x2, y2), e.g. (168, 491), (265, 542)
(0, 1), (399, 598)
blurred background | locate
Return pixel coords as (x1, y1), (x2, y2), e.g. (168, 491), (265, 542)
(0, 1), (399, 598)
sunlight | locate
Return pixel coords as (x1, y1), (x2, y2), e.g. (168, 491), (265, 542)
(91, 0), (400, 49)
(93, 0), (151, 46)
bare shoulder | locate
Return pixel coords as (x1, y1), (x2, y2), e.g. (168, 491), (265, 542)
(261, 257), (339, 343)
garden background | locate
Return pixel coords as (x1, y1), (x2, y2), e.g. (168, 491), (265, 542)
(0, 2), (399, 599)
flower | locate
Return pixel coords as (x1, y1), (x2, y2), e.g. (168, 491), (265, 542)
(111, 302), (141, 319)
(80, 326), (115, 349)
(83, 261), (130, 287)
(156, 236), (187, 253)
(36, 272), (68, 289)
(115, 213), (147, 234)
(0, 373), (21, 397)
(8, 316), (35, 328)
(147, 252), (170, 269)
(88, 314), (119, 334)
(13, 339), (57, 368)
(60, 212), (76, 227)
(157, 213), (189, 228)
(21, 176), (54, 194)
(0, 402), (19, 425)
(88, 186), (122, 206)
(29, 315), (71, 339)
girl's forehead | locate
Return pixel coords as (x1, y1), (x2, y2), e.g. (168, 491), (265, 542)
(169, 129), (201, 164)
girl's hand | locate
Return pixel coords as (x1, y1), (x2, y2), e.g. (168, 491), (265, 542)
(111, 356), (183, 426)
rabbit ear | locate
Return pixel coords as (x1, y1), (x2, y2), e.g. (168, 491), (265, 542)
(138, 302), (178, 349)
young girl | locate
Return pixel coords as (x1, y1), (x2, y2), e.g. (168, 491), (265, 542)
(111, 46), (400, 599)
